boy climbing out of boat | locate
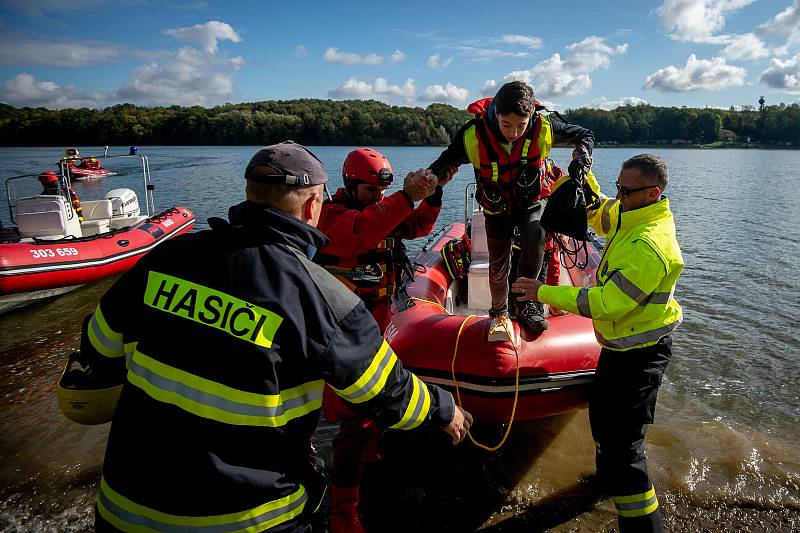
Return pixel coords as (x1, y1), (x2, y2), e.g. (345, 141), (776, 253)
(314, 148), (442, 533)
(428, 80), (594, 341)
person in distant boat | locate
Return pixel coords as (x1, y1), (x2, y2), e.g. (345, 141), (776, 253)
(428, 80), (594, 342)
(69, 140), (471, 533)
(512, 153), (683, 533)
(38, 170), (83, 221)
(314, 148), (441, 533)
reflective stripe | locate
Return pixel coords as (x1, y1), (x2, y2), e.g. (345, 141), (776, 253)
(613, 485), (659, 518)
(646, 291), (672, 305)
(608, 271), (648, 304)
(144, 271), (283, 349)
(576, 288), (592, 318)
(88, 306), (125, 358)
(127, 349), (323, 426)
(596, 317), (682, 350)
(332, 340), (398, 404)
(97, 476), (306, 532)
(491, 161), (499, 182)
(601, 199), (617, 234)
(390, 374), (431, 430)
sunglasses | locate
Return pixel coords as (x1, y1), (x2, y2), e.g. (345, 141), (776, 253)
(615, 182), (656, 197)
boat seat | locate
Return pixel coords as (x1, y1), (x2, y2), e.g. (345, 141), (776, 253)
(16, 195), (82, 240)
(467, 210), (491, 311)
(79, 199), (113, 236)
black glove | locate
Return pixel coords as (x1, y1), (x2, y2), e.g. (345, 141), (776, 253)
(568, 158), (585, 181)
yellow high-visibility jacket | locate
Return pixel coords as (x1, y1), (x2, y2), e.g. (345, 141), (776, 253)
(538, 172), (683, 351)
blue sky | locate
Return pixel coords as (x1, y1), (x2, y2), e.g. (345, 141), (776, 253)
(1, 0), (799, 111)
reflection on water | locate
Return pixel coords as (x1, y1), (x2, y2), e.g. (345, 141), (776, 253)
(1, 147), (799, 531)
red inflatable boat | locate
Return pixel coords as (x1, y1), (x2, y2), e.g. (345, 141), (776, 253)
(0, 153), (195, 313)
(386, 215), (603, 425)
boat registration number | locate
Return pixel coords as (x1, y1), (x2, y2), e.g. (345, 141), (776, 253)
(29, 247), (80, 258)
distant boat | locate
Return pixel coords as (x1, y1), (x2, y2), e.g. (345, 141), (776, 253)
(58, 147), (111, 181)
(0, 152), (195, 313)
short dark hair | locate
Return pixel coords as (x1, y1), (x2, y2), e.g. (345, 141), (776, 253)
(621, 154), (669, 191)
(494, 81), (535, 117)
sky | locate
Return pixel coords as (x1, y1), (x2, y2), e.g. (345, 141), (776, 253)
(1, 0), (800, 111)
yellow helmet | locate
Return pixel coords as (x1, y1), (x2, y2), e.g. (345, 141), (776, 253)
(57, 351), (122, 425)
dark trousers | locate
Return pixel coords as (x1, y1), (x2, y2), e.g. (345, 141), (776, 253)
(484, 201), (546, 313)
(589, 336), (672, 533)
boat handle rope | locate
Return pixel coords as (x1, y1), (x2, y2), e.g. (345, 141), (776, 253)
(402, 296), (521, 451)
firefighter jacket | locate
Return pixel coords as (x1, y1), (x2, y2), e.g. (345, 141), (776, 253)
(315, 187), (442, 328)
(84, 200), (455, 532)
(429, 100), (594, 216)
(537, 173), (684, 351)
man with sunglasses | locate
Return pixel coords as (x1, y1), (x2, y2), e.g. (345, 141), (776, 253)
(512, 153), (683, 533)
(315, 147), (442, 533)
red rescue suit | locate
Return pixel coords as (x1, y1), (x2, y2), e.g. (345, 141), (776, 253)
(316, 187), (441, 331)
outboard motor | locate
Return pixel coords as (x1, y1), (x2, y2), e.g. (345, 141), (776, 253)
(104, 188), (141, 218)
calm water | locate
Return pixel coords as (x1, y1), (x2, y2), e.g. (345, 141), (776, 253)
(1, 146), (799, 531)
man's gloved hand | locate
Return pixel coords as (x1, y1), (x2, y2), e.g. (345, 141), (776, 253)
(569, 146), (592, 182)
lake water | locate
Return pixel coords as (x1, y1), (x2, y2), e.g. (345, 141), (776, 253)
(1, 146), (799, 532)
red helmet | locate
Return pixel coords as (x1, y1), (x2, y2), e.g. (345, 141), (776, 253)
(38, 170), (59, 183)
(342, 148), (394, 187)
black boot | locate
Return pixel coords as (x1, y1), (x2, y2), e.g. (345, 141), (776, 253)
(517, 301), (549, 333)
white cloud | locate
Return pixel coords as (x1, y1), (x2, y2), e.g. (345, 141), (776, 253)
(454, 46), (531, 63)
(502, 36), (627, 97)
(643, 54), (747, 91)
(323, 47), (385, 66)
(758, 0), (800, 46)
(478, 79), (497, 97)
(295, 44), (308, 57)
(0, 38), (124, 67)
(427, 53), (452, 69)
(0, 73), (107, 109)
(500, 34), (544, 48)
(328, 77), (417, 103)
(655, 0), (754, 43)
(164, 20), (241, 54)
(721, 33), (770, 60)
(115, 45), (240, 106)
(421, 82), (469, 103)
(585, 96), (650, 110)
(389, 49), (406, 63)
(759, 53), (800, 91)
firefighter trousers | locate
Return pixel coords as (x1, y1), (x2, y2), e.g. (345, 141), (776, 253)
(589, 336), (672, 533)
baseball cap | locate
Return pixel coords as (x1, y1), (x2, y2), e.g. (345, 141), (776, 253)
(245, 140), (328, 186)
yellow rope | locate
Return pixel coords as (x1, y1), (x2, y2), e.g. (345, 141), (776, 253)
(406, 296), (522, 451)
(451, 314), (521, 452)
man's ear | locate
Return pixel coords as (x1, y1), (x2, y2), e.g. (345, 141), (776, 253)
(649, 186), (662, 202)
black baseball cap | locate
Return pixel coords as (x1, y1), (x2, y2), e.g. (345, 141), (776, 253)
(245, 140), (328, 186)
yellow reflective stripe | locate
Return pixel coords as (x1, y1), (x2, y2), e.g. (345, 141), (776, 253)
(144, 271), (283, 349)
(521, 138), (532, 160)
(332, 340), (398, 404)
(613, 485), (659, 518)
(390, 374), (431, 430)
(464, 124), (480, 168)
(537, 114), (552, 157)
(576, 288), (592, 318)
(491, 161), (499, 182)
(596, 317), (682, 350)
(127, 349), (323, 426)
(601, 198), (617, 234)
(88, 305), (125, 358)
(608, 271), (649, 304)
(97, 476), (306, 531)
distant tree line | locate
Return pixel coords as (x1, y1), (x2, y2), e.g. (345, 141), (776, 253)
(1, 99), (798, 147)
